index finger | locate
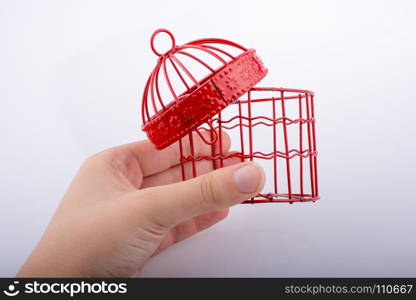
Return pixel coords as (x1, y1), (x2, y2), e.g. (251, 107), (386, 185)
(111, 130), (231, 177)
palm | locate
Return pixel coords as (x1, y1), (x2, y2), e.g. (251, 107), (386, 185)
(107, 132), (237, 256)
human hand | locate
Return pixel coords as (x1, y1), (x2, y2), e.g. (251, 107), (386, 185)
(17, 132), (264, 277)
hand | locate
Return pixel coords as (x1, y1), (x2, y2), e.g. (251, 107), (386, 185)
(17, 132), (264, 277)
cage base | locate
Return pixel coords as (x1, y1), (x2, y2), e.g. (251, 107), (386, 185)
(242, 193), (320, 204)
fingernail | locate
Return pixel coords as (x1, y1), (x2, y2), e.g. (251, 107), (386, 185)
(233, 163), (262, 193)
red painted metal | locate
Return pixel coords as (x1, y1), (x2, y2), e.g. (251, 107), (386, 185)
(141, 29), (319, 204)
(142, 29), (268, 149)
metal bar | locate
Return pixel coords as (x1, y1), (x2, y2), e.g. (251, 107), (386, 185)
(178, 138), (186, 181)
(188, 133), (197, 178)
(238, 100), (245, 162)
(218, 112), (224, 168)
(247, 90), (254, 203)
(310, 94), (319, 197)
(272, 96), (278, 195)
(305, 93), (315, 196)
(299, 94), (304, 198)
(280, 91), (292, 199)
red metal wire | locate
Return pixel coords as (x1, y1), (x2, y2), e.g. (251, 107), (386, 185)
(141, 29), (318, 204)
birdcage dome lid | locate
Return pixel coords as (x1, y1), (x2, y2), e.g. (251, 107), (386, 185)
(141, 29), (268, 149)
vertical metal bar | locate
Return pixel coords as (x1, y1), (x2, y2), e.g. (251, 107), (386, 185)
(280, 91), (292, 199)
(272, 96), (278, 196)
(218, 112), (224, 168)
(248, 91), (254, 162)
(310, 94), (318, 197)
(305, 93), (315, 197)
(210, 121), (217, 170)
(299, 94), (304, 198)
(247, 90), (254, 203)
(178, 138), (186, 181)
(238, 100), (245, 163)
(188, 133), (197, 178)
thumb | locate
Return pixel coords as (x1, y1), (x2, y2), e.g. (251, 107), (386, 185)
(132, 162), (265, 227)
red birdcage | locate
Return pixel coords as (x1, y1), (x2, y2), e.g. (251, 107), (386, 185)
(141, 29), (319, 204)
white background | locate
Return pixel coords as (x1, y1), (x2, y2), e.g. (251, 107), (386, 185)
(1, 0), (415, 277)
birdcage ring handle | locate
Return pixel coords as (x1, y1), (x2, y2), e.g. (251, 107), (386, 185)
(150, 29), (176, 57)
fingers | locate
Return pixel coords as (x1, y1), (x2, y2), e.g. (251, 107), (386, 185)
(106, 130), (231, 177)
(141, 154), (241, 188)
(128, 162), (265, 228)
(153, 209), (229, 255)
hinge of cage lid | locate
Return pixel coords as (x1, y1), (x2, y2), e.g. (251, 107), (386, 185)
(195, 120), (218, 145)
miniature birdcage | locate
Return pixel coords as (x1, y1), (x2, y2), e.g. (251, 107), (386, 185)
(141, 29), (319, 203)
